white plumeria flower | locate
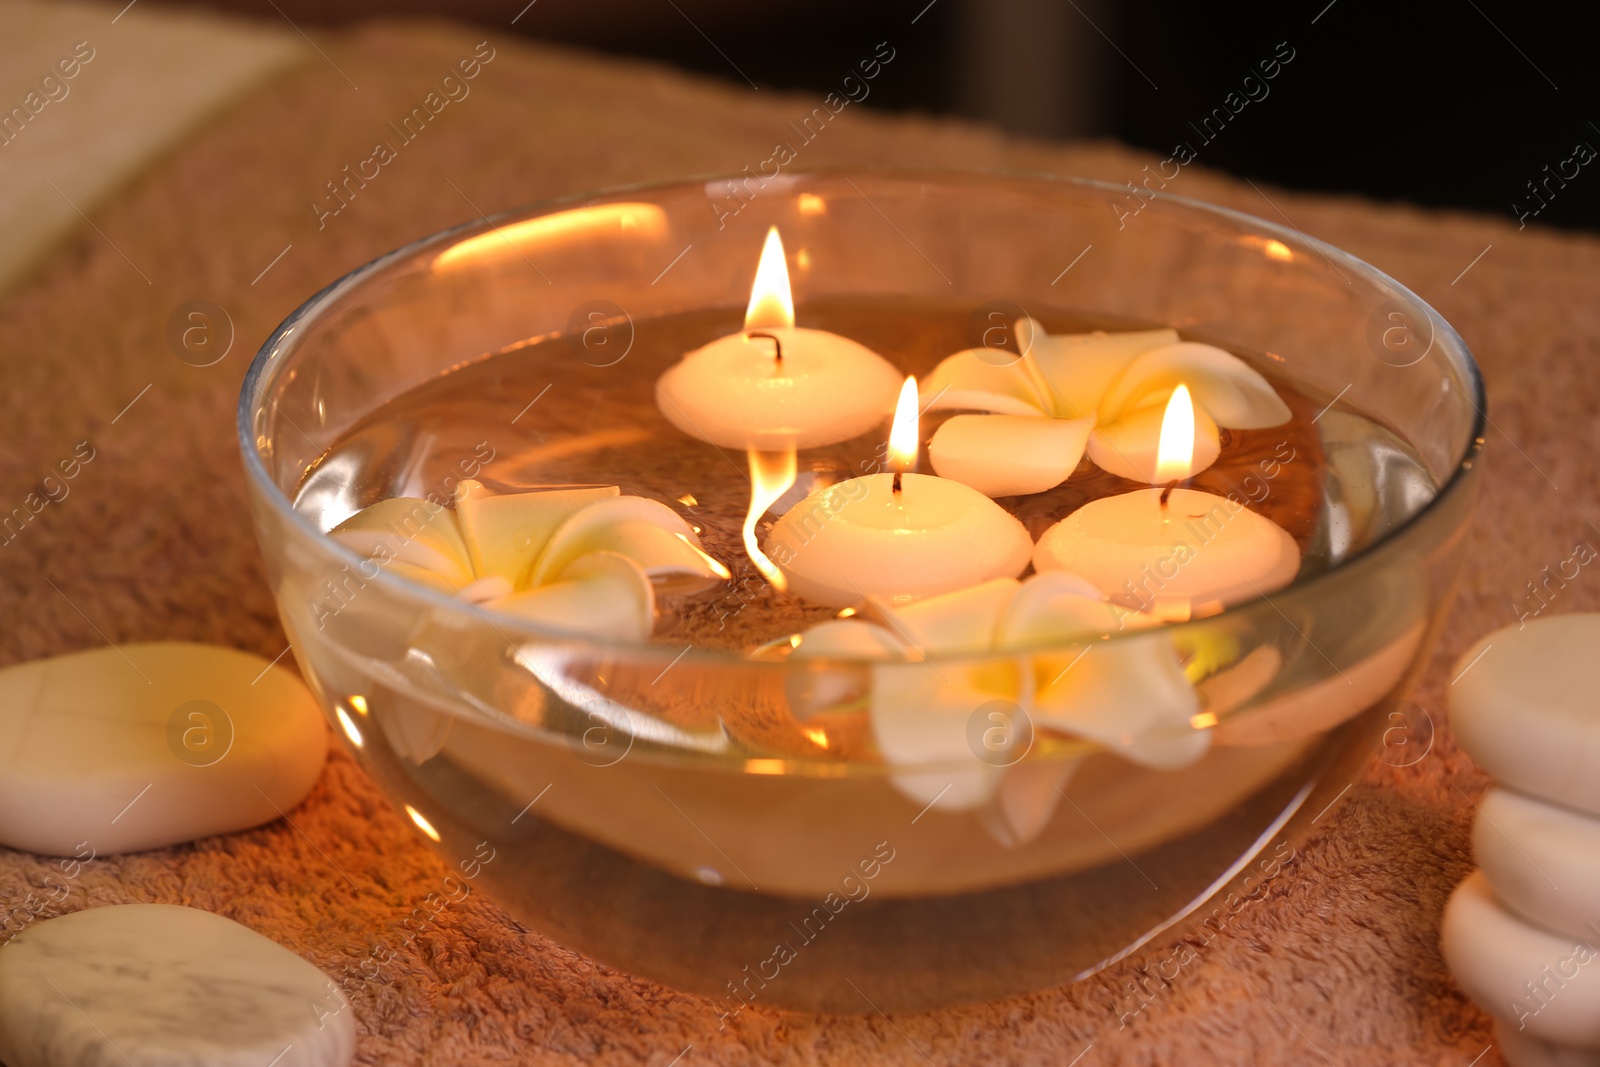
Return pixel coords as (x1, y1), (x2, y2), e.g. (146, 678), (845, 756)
(923, 316), (1291, 495)
(330, 481), (728, 642)
(790, 572), (1206, 845)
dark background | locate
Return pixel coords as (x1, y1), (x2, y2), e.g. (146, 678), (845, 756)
(188, 0), (1599, 231)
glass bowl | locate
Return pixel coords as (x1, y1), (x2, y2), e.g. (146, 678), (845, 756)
(239, 169), (1482, 1012)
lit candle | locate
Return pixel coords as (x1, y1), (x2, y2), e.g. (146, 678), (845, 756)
(1033, 385), (1300, 619)
(763, 377), (1034, 607)
(654, 227), (902, 450)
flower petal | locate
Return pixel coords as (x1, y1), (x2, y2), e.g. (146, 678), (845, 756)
(865, 576), (1022, 654)
(1096, 342), (1291, 429)
(920, 349), (1050, 416)
(1019, 318), (1180, 420)
(1086, 402), (1222, 482)
(529, 495), (721, 589)
(1214, 619), (1422, 746)
(982, 754), (1081, 847)
(869, 662), (1013, 811)
(928, 413), (1090, 498)
(788, 620), (908, 718)
(454, 481), (621, 587)
(489, 550), (654, 641)
(792, 619), (908, 660)
(1032, 632), (1207, 768)
(380, 694), (455, 764)
(381, 560), (471, 596)
(1195, 644), (1282, 723)
(995, 570), (1125, 647)
(331, 496), (475, 585)
(459, 575), (514, 602)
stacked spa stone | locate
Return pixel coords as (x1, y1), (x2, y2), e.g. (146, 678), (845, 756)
(1443, 615), (1600, 1067)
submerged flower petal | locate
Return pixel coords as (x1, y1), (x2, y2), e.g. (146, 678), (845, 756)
(864, 576), (1021, 654)
(982, 754), (1081, 847)
(787, 619), (908, 719)
(995, 569), (1126, 646)
(928, 413), (1091, 498)
(869, 661), (1019, 811)
(996, 573), (1207, 767)
(1032, 631), (1207, 768)
(792, 619), (908, 660)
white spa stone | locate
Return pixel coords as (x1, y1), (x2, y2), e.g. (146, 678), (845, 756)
(1497, 1018), (1600, 1067)
(0, 904), (355, 1067)
(1450, 615), (1600, 817)
(1442, 871), (1600, 1048)
(0, 642), (326, 856)
(1475, 787), (1600, 943)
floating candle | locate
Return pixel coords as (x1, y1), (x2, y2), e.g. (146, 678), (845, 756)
(1033, 386), (1300, 618)
(654, 226), (902, 450)
(764, 378), (1032, 608)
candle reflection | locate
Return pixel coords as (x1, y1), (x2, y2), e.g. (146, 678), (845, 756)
(744, 447), (798, 589)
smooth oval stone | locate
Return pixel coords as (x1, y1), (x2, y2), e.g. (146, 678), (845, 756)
(1450, 615), (1600, 816)
(0, 904), (354, 1067)
(1497, 1020), (1600, 1067)
(1477, 787), (1600, 942)
(1442, 871), (1600, 1048)
(0, 642), (326, 855)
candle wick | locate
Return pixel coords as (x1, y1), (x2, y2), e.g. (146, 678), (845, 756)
(747, 331), (782, 362)
(892, 470), (903, 494)
(1159, 480), (1177, 507)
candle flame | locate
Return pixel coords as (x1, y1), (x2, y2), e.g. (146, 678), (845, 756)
(1154, 383), (1196, 484)
(744, 226), (795, 331)
(888, 376), (920, 473)
(743, 447), (797, 590)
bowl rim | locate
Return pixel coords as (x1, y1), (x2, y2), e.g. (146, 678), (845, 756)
(238, 165), (1487, 669)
